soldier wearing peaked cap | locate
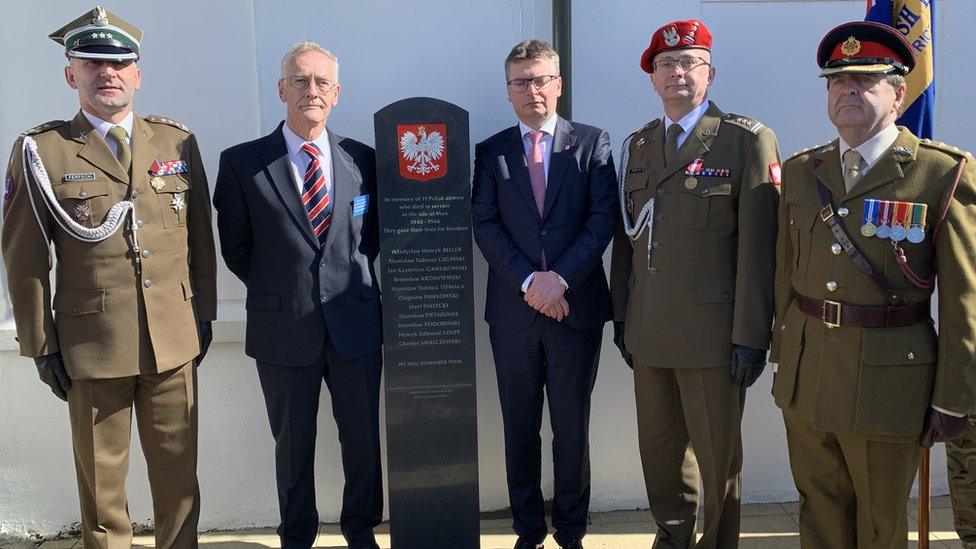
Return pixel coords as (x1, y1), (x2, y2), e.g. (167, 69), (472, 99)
(770, 20), (976, 547)
(2, 6), (216, 548)
(609, 18), (780, 548)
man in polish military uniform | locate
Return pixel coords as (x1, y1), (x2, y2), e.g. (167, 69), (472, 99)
(770, 21), (976, 547)
(609, 19), (780, 548)
(1, 6), (216, 548)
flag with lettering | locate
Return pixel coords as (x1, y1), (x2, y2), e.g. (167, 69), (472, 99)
(865, 0), (935, 138)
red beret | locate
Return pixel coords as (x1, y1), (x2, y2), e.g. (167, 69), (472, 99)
(640, 19), (713, 74)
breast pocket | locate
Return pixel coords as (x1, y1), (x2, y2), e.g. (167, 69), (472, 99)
(53, 180), (112, 228)
(151, 173), (191, 228)
(788, 204), (818, 276)
(624, 171), (649, 218)
(676, 179), (733, 231)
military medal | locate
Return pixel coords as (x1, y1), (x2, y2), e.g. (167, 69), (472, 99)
(170, 193), (185, 213)
(149, 159), (189, 192)
(907, 202), (928, 243)
(683, 177), (698, 190)
(685, 158), (704, 176)
(860, 199), (878, 237)
(150, 176), (165, 190)
(876, 201), (892, 239)
(74, 201), (92, 221)
(890, 201), (909, 241)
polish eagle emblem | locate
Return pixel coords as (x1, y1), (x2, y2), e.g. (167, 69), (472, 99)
(663, 26), (680, 47)
(397, 124), (447, 182)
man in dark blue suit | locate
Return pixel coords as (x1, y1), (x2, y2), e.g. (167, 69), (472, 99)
(471, 40), (617, 549)
(213, 41), (382, 549)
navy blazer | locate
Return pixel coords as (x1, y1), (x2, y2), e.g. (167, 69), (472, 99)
(471, 117), (617, 330)
(213, 123), (381, 364)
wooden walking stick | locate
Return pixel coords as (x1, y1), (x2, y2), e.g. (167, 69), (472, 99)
(919, 448), (931, 549)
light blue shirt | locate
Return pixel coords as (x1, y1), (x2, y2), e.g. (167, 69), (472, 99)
(663, 100), (710, 151)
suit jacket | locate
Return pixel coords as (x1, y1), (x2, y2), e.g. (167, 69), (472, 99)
(609, 101), (780, 368)
(770, 128), (976, 440)
(213, 123), (381, 365)
(1, 111), (217, 379)
(471, 117), (616, 331)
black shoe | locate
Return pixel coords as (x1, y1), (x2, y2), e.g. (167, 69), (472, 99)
(513, 539), (545, 549)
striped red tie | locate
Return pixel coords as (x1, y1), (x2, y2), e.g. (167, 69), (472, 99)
(300, 143), (332, 246)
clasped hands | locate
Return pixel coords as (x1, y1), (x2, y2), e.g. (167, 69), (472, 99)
(524, 271), (569, 322)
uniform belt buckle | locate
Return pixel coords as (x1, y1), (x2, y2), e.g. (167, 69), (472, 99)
(820, 205), (835, 222)
(822, 300), (842, 329)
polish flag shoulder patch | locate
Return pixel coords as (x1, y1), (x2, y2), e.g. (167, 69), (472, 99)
(769, 162), (782, 186)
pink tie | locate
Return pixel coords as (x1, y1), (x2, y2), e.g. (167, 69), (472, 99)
(527, 130), (548, 268)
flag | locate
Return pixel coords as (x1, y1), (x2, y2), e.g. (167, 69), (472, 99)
(865, 0), (936, 138)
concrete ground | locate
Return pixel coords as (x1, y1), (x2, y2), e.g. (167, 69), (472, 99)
(4, 496), (969, 548)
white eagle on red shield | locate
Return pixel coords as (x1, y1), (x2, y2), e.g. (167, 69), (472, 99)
(398, 124), (447, 182)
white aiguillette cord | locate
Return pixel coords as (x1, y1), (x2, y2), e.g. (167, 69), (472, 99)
(617, 134), (656, 267)
(22, 136), (138, 267)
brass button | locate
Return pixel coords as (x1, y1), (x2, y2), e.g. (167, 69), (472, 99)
(780, 324), (787, 331)
(175, 185), (182, 191)
(826, 281), (838, 292)
(78, 189), (87, 198)
(143, 279), (153, 288)
(831, 243), (842, 255)
(838, 207), (850, 217)
(789, 219), (795, 226)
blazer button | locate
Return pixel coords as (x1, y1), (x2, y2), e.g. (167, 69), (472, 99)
(540, 229), (547, 236)
(907, 352), (916, 360)
(320, 260), (327, 267)
(321, 292), (329, 300)
(826, 280), (838, 292)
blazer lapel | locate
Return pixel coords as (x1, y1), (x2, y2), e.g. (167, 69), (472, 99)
(503, 126), (541, 221)
(843, 129), (916, 202)
(70, 111), (129, 183)
(656, 102), (721, 184)
(542, 117), (577, 221)
(262, 123), (318, 247)
(321, 128), (354, 252)
(130, 116), (159, 188)
(812, 140), (850, 200)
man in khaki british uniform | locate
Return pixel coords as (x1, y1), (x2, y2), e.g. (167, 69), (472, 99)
(609, 19), (780, 548)
(771, 21), (975, 547)
(1, 6), (217, 548)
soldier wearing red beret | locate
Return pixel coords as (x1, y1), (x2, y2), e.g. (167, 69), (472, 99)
(610, 18), (781, 548)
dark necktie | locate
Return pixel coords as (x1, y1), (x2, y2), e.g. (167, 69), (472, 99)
(664, 123), (682, 165)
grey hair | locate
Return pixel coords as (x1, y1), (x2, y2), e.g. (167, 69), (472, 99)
(280, 40), (339, 79)
(504, 39), (559, 78)
(884, 73), (907, 90)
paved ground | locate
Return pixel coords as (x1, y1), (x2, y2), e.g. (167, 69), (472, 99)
(2, 496), (969, 548)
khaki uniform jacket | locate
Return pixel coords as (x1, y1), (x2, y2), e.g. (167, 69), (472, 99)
(2, 111), (217, 379)
(770, 128), (976, 440)
(610, 101), (780, 368)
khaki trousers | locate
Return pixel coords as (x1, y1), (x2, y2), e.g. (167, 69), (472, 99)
(68, 362), (199, 549)
(634, 365), (744, 549)
(784, 413), (919, 548)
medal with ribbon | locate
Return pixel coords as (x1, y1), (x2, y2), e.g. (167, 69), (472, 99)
(890, 202), (909, 241)
(876, 201), (893, 239)
(861, 199), (879, 237)
(907, 203), (928, 243)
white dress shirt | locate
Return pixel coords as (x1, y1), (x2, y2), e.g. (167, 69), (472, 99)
(663, 99), (710, 151)
(838, 123), (900, 178)
(82, 110), (133, 157)
(282, 122), (333, 197)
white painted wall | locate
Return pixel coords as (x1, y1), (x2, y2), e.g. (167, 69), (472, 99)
(2, 0), (973, 536)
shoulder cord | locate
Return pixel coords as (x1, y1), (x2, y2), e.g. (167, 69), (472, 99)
(617, 135), (656, 267)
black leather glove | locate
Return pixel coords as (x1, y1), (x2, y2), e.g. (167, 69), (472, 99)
(34, 352), (72, 401)
(196, 321), (213, 366)
(920, 408), (970, 448)
(730, 345), (767, 388)
(613, 321), (633, 369)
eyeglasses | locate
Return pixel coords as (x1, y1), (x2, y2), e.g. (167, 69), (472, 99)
(506, 75), (559, 93)
(652, 57), (710, 73)
(283, 76), (337, 93)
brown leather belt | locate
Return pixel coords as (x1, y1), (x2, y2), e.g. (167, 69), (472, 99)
(794, 293), (931, 329)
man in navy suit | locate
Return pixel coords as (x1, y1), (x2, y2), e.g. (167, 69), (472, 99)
(213, 41), (382, 549)
(471, 39), (617, 549)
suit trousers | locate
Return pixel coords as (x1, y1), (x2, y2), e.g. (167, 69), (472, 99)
(633, 364), (744, 549)
(489, 317), (603, 546)
(68, 361), (199, 549)
(255, 337), (383, 549)
(784, 413), (920, 548)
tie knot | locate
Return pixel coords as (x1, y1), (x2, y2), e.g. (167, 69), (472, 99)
(527, 130), (547, 145)
(666, 123), (683, 141)
(301, 142), (322, 159)
(843, 149), (863, 170)
(107, 125), (128, 144)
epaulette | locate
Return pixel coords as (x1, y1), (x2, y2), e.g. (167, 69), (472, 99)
(919, 138), (974, 161)
(145, 115), (190, 133)
(21, 120), (66, 136)
(629, 118), (661, 139)
(722, 113), (764, 134)
(786, 142), (833, 162)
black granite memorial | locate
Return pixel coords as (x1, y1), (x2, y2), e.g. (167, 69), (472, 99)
(374, 98), (479, 548)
